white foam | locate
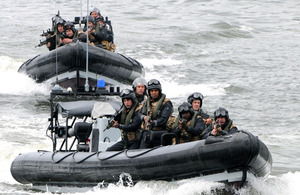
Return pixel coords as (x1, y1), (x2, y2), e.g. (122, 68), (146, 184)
(0, 56), (50, 96)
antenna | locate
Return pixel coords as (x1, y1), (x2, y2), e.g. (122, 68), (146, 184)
(79, 0), (83, 30)
(84, 0), (90, 92)
(55, 1), (59, 86)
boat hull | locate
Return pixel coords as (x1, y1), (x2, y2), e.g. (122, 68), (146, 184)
(10, 131), (272, 186)
(18, 42), (144, 91)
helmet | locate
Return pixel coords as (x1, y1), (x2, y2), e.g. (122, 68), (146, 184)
(147, 79), (161, 94)
(178, 102), (194, 118)
(119, 89), (136, 105)
(187, 92), (204, 107)
(214, 107), (229, 121)
(84, 15), (95, 24)
(89, 7), (101, 16)
(56, 18), (65, 26)
(132, 78), (147, 91)
(95, 15), (104, 22)
(64, 22), (75, 32)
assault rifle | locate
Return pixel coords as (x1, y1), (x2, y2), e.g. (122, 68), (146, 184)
(35, 36), (55, 48)
(40, 29), (55, 37)
(104, 106), (123, 131)
(146, 100), (151, 131)
(215, 120), (221, 129)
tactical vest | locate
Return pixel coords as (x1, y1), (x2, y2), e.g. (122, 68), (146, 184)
(221, 119), (235, 133)
(141, 94), (170, 131)
(95, 23), (116, 52)
(119, 102), (139, 141)
(175, 112), (201, 143)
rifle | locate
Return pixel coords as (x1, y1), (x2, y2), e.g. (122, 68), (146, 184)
(146, 100), (151, 131)
(40, 29), (55, 37)
(104, 106), (123, 131)
(35, 36), (55, 48)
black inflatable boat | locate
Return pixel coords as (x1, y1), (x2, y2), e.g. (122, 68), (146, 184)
(11, 131), (272, 187)
(10, 90), (272, 188)
(18, 41), (144, 91)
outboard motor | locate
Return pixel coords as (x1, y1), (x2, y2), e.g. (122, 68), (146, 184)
(73, 122), (92, 151)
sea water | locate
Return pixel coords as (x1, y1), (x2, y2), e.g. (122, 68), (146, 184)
(1, 0), (300, 194)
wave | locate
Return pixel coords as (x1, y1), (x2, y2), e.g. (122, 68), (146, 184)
(0, 56), (51, 96)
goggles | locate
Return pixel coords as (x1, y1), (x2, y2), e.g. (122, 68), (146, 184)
(215, 109), (227, 117)
(120, 89), (131, 98)
(178, 105), (190, 113)
(148, 79), (160, 86)
(191, 92), (203, 100)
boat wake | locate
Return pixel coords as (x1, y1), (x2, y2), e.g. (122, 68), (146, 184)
(5, 172), (299, 195)
(0, 56), (50, 96)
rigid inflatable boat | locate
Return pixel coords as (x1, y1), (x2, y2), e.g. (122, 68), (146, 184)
(18, 41), (144, 91)
(10, 90), (272, 188)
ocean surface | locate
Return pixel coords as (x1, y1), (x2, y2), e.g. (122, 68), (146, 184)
(1, 0), (300, 194)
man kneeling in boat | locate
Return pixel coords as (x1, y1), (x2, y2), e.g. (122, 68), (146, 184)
(139, 79), (173, 149)
(106, 89), (142, 151)
(202, 107), (238, 138)
(172, 102), (206, 143)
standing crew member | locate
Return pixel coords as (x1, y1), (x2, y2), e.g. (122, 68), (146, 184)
(139, 79), (173, 148)
(132, 77), (147, 104)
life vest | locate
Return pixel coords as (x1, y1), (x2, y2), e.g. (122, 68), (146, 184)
(119, 101), (139, 141)
(141, 93), (171, 131)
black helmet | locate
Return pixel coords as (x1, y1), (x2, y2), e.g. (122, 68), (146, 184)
(84, 15), (95, 24)
(178, 102), (194, 118)
(187, 92), (204, 107)
(64, 22), (75, 32)
(56, 18), (65, 26)
(214, 107), (229, 121)
(89, 7), (101, 16)
(119, 89), (136, 106)
(147, 79), (161, 94)
(95, 15), (104, 22)
(132, 78), (147, 91)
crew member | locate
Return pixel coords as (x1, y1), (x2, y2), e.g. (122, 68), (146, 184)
(132, 77), (147, 104)
(59, 22), (78, 46)
(106, 89), (141, 151)
(187, 92), (212, 125)
(173, 102), (206, 143)
(202, 107), (238, 139)
(139, 79), (173, 148)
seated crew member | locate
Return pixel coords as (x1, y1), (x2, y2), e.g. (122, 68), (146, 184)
(93, 15), (115, 51)
(59, 22), (78, 46)
(132, 77), (148, 104)
(139, 79), (173, 149)
(106, 89), (142, 151)
(46, 18), (65, 50)
(202, 107), (238, 139)
(89, 7), (101, 19)
(172, 102), (206, 143)
(187, 92), (213, 126)
(77, 15), (98, 45)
